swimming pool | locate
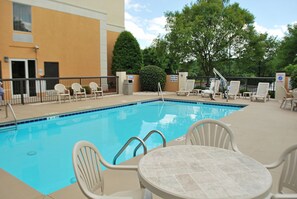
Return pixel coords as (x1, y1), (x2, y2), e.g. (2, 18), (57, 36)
(0, 99), (242, 194)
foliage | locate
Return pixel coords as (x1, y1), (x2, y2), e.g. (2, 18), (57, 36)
(139, 65), (166, 91)
(284, 64), (297, 76)
(112, 31), (143, 74)
(236, 32), (279, 76)
(291, 68), (297, 88)
(143, 36), (180, 74)
(273, 24), (297, 71)
(164, 0), (255, 76)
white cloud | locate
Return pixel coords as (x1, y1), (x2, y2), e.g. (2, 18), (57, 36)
(254, 22), (287, 39)
(147, 16), (167, 34)
(125, 12), (167, 48)
(125, 0), (146, 12)
(125, 12), (157, 48)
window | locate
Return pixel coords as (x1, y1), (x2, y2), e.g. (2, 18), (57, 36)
(13, 3), (32, 32)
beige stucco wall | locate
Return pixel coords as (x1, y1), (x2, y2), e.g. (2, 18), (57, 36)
(53, 0), (124, 28)
(1, 0), (124, 79)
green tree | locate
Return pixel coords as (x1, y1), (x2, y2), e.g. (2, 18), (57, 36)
(236, 33), (278, 76)
(111, 31), (143, 74)
(165, 0), (255, 76)
(273, 24), (297, 71)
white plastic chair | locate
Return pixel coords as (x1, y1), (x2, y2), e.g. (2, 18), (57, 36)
(185, 119), (240, 152)
(251, 82), (270, 102)
(201, 79), (221, 98)
(227, 81), (241, 100)
(73, 141), (152, 199)
(280, 86), (293, 109)
(89, 82), (103, 99)
(71, 83), (87, 101)
(176, 79), (195, 96)
(265, 144), (297, 199)
(54, 83), (71, 103)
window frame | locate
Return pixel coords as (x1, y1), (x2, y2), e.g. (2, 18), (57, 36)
(13, 2), (32, 32)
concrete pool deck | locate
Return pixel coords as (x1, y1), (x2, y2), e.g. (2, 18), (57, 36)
(0, 92), (296, 199)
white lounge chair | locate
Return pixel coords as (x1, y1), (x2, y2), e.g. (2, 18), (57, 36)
(265, 144), (297, 199)
(54, 83), (71, 103)
(201, 79), (220, 98)
(89, 82), (103, 99)
(73, 141), (152, 199)
(227, 81), (241, 100)
(185, 119), (240, 152)
(71, 83), (87, 101)
(251, 82), (270, 102)
(176, 79), (195, 96)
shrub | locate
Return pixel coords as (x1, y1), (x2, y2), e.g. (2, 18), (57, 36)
(112, 31), (143, 75)
(139, 65), (166, 91)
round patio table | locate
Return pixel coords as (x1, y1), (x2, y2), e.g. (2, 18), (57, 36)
(138, 145), (272, 199)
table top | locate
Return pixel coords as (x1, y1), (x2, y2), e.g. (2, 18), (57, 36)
(138, 145), (272, 199)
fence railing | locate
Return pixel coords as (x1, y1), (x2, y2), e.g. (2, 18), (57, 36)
(0, 76), (118, 105)
(191, 76), (275, 91)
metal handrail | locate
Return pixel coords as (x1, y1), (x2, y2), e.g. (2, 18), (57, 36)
(5, 103), (17, 129)
(158, 82), (164, 102)
(133, 130), (166, 157)
(113, 136), (147, 165)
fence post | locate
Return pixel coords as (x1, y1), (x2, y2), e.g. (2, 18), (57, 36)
(39, 79), (43, 103)
(20, 80), (24, 105)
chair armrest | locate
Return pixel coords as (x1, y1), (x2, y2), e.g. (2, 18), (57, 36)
(100, 157), (138, 171)
(272, 193), (297, 199)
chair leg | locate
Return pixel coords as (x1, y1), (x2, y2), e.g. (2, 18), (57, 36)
(280, 100), (284, 108)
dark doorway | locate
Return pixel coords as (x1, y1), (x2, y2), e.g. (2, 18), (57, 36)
(44, 62), (59, 90)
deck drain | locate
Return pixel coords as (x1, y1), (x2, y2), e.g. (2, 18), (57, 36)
(70, 177), (77, 184)
(27, 151), (37, 156)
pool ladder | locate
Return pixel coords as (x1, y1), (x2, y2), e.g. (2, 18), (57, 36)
(113, 130), (167, 165)
(158, 82), (164, 102)
(5, 103), (17, 130)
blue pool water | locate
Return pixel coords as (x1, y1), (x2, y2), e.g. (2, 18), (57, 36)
(0, 100), (242, 194)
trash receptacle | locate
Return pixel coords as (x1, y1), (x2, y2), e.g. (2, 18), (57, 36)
(123, 79), (133, 95)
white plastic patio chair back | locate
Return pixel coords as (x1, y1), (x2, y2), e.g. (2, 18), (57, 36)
(265, 144), (297, 199)
(186, 79), (195, 91)
(227, 81), (240, 99)
(251, 82), (270, 102)
(176, 79), (195, 96)
(185, 119), (240, 152)
(214, 79), (221, 94)
(89, 82), (103, 99)
(54, 83), (71, 103)
(71, 83), (87, 101)
(73, 141), (152, 199)
(256, 82), (269, 96)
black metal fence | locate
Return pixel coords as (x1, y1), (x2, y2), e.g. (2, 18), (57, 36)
(0, 76), (118, 105)
(191, 76), (276, 96)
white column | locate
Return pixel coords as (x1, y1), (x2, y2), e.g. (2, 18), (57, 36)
(178, 72), (188, 90)
(116, 71), (126, 94)
(275, 72), (286, 101)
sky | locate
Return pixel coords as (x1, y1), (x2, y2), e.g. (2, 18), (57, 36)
(125, 0), (297, 49)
